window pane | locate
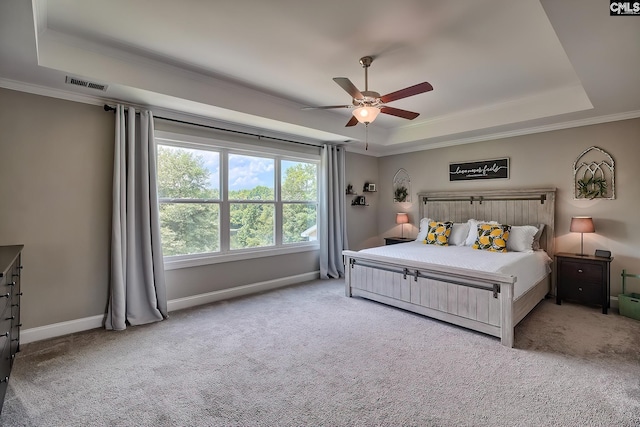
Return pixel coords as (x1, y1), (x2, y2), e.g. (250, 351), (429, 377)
(283, 204), (317, 244)
(230, 203), (274, 249)
(228, 154), (274, 200)
(157, 145), (220, 199)
(281, 161), (317, 201)
(159, 203), (219, 256)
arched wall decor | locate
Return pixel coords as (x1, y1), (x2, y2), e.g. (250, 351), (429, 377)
(573, 146), (615, 200)
(393, 168), (411, 203)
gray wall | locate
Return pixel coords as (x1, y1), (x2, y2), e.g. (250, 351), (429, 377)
(2, 85), (637, 329)
(0, 88), (114, 328)
(345, 151), (379, 250)
(0, 88), (319, 329)
(373, 119), (640, 296)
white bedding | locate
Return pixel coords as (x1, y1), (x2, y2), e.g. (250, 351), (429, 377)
(357, 242), (552, 300)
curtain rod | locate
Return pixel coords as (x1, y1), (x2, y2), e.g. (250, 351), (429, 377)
(103, 104), (332, 149)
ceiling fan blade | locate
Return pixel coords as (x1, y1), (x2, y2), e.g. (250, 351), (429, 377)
(380, 82), (433, 104)
(345, 116), (359, 127)
(302, 105), (352, 110)
(333, 77), (364, 100)
(380, 106), (420, 120)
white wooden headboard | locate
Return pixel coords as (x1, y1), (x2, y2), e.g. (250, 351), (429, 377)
(417, 188), (556, 256)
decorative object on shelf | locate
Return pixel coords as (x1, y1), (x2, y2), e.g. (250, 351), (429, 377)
(393, 168), (411, 203)
(366, 183), (376, 192)
(396, 213), (409, 238)
(573, 146), (615, 199)
(449, 158), (509, 181)
(570, 216), (595, 256)
(346, 184), (354, 195)
(351, 196), (366, 206)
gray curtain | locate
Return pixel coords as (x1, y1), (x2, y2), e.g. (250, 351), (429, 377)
(319, 144), (348, 279)
(106, 105), (168, 330)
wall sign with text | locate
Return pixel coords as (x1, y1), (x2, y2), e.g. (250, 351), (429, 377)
(449, 158), (509, 181)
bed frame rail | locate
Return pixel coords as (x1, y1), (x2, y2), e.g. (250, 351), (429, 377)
(349, 257), (502, 298)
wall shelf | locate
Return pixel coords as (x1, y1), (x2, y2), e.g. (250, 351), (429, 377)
(351, 195), (368, 206)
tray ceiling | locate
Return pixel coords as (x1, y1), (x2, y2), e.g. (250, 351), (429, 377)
(0, 0), (638, 154)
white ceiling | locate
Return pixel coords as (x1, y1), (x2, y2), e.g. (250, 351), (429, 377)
(1, 0), (639, 155)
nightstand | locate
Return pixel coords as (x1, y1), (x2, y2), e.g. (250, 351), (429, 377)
(384, 237), (413, 245)
(555, 252), (612, 314)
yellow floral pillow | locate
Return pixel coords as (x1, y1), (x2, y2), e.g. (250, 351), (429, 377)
(424, 221), (453, 246)
(472, 224), (511, 252)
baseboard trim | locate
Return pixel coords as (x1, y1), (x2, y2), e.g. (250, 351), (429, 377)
(21, 315), (105, 345)
(166, 271), (320, 312)
(21, 271), (321, 344)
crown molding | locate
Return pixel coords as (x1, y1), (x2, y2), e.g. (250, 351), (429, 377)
(0, 77), (329, 148)
(378, 110), (640, 157)
(3, 76), (638, 159)
(0, 77), (107, 106)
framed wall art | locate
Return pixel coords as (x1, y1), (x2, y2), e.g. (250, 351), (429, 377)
(573, 146), (615, 200)
(449, 158), (509, 181)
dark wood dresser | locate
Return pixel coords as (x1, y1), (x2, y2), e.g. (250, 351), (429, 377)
(0, 245), (23, 413)
(555, 252), (612, 314)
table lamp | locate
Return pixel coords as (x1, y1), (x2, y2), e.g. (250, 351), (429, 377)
(396, 213), (409, 238)
(570, 216), (595, 256)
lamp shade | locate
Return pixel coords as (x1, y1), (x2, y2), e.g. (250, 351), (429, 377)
(570, 216), (595, 233)
(353, 106), (381, 124)
(396, 212), (409, 224)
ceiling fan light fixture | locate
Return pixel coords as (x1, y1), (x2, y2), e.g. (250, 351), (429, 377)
(353, 106), (380, 124)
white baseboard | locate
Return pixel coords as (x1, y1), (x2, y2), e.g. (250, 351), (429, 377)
(21, 271), (320, 344)
(166, 271), (320, 311)
(21, 315), (105, 345)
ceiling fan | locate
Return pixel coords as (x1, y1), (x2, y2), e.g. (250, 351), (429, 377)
(304, 56), (433, 127)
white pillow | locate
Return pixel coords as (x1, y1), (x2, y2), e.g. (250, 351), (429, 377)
(506, 225), (539, 252)
(464, 219), (498, 246)
(449, 222), (470, 246)
(415, 218), (432, 242)
(532, 224), (546, 250)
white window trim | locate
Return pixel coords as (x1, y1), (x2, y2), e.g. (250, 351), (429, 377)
(156, 130), (320, 270)
(163, 242), (320, 270)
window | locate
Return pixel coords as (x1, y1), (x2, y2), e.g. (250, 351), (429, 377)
(157, 145), (220, 256)
(229, 154), (275, 250)
(156, 134), (319, 267)
(281, 160), (318, 244)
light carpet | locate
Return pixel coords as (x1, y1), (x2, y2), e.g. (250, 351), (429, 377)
(2, 279), (640, 426)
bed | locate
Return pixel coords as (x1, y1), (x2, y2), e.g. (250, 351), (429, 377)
(342, 188), (556, 347)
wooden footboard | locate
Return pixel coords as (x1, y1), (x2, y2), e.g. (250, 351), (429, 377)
(343, 252), (519, 347)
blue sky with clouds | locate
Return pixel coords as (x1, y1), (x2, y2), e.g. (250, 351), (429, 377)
(228, 154), (273, 191)
(161, 145), (303, 192)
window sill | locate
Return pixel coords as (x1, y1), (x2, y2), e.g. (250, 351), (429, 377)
(163, 243), (320, 270)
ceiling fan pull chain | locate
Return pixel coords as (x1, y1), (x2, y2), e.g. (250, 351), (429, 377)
(365, 123), (369, 150)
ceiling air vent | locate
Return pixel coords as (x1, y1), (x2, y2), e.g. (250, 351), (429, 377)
(65, 76), (109, 92)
